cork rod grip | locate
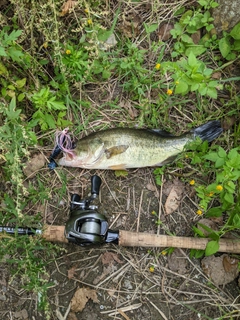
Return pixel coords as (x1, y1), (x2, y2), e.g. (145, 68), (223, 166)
(42, 225), (68, 243)
(119, 230), (240, 253)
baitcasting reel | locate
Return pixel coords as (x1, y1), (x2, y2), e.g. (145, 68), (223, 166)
(65, 175), (119, 246)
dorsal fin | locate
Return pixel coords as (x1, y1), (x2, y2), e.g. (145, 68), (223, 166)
(148, 129), (174, 137)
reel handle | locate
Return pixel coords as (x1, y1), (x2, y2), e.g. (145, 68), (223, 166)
(91, 175), (101, 197)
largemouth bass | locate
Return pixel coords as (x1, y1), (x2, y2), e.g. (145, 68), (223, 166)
(57, 121), (222, 170)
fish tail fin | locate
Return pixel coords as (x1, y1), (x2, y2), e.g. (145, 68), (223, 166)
(192, 120), (223, 142)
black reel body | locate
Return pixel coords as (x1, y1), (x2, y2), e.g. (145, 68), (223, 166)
(65, 176), (119, 246)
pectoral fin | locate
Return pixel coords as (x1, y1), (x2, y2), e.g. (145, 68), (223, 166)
(105, 145), (129, 159)
(155, 154), (178, 166)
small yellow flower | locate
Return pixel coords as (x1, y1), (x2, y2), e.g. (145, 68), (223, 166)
(161, 250), (167, 255)
(149, 266), (155, 273)
(87, 19), (92, 25)
(185, 154), (189, 158)
(65, 49), (71, 55)
(207, 191), (214, 197)
(84, 8), (89, 13)
(216, 185), (223, 192)
(43, 42), (48, 49)
(167, 89), (173, 95)
(189, 180), (195, 186)
(175, 81), (179, 85)
(151, 210), (156, 215)
(196, 210), (203, 215)
(155, 63), (161, 70)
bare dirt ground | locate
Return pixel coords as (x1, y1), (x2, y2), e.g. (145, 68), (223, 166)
(0, 168), (239, 320)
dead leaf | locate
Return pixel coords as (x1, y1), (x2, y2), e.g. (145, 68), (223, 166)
(101, 252), (123, 265)
(223, 255), (239, 273)
(68, 266), (77, 279)
(191, 30), (201, 44)
(164, 187), (181, 215)
(60, 0), (78, 16)
(120, 13), (141, 38)
(222, 116), (235, 130)
(13, 309), (28, 319)
(163, 179), (185, 197)
(146, 183), (156, 192)
(67, 312), (78, 320)
(158, 23), (174, 41)
(201, 254), (239, 286)
(71, 287), (99, 313)
(23, 153), (45, 177)
(167, 249), (188, 274)
(212, 71), (222, 79)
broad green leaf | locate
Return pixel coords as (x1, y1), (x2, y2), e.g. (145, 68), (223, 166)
(8, 47), (24, 61)
(232, 214), (240, 228)
(205, 240), (219, 256)
(206, 207), (223, 218)
(181, 34), (194, 43)
(233, 39), (240, 50)
(144, 23), (158, 34)
(0, 62), (8, 75)
(17, 93), (25, 102)
(185, 46), (206, 57)
(102, 69), (111, 79)
(16, 78), (26, 89)
(204, 152), (218, 162)
(44, 113), (56, 129)
(219, 37), (231, 58)
(188, 51), (197, 67)
(230, 22), (240, 40)
(0, 46), (7, 56)
(175, 81), (188, 94)
(223, 192), (234, 204)
(218, 146), (226, 158)
(215, 157), (225, 168)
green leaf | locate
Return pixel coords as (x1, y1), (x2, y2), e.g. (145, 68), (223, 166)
(215, 157), (225, 168)
(0, 62), (8, 75)
(181, 34), (194, 43)
(102, 69), (111, 79)
(204, 152), (218, 162)
(175, 81), (188, 94)
(232, 214), (240, 228)
(230, 22), (240, 40)
(223, 192), (234, 204)
(16, 78), (26, 89)
(5, 29), (22, 43)
(185, 46), (206, 57)
(206, 207), (223, 218)
(44, 113), (56, 129)
(206, 87), (217, 99)
(188, 51), (197, 67)
(0, 46), (7, 56)
(8, 47), (24, 62)
(205, 240), (219, 256)
(219, 37), (231, 58)
(17, 93), (25, 102)
(144, 23), (158, 34)
(114, 170), (128, 177)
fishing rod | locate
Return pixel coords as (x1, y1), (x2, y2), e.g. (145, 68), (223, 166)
(1, 175), (240, 253)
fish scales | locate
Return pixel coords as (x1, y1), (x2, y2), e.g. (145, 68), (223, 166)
(57, 121), (223, 170)
(58, 128), (192, 169)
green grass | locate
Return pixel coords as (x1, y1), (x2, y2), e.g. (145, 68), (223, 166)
(0, 0), (239, 317)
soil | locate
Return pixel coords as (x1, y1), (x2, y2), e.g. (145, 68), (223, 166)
(0, 169), (239, 320)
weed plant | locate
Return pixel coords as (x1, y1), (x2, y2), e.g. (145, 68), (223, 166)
(0, 0), (240, 317)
